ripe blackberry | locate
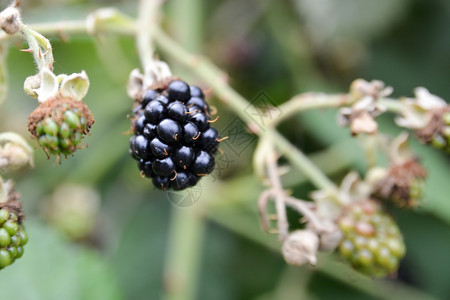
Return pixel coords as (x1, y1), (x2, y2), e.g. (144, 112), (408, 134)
(0, 181), (28, 270)
(28, 97), (94, 158)
(337, 199), (405, 277)
(129, 79), (222, 191)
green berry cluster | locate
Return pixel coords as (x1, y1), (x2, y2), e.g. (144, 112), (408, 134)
(28, 98), (94, 158)
(0, 208), (28, 270)
(338, 199), (405, 277)
(35, 110), (86, 156)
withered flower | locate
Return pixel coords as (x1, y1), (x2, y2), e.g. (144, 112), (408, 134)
(338, 79), (392, 135)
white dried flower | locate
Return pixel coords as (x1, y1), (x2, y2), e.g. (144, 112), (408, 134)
(0, 132), (34, 172)
(395, 87), (447, 130)
(282, 230), (319, 266)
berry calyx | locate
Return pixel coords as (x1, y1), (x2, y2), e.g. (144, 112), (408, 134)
(28, 97), (94, 158)
(337, 199), (405, 277)
(129, 79), (221, 191)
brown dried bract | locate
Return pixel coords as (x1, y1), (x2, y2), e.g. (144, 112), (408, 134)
(0, 185), (24, 223)
(415, 107), (450, 143)
(376, 160), (426, 207)
(27, 97), (95, 137)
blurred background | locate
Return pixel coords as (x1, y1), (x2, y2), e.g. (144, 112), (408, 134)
(0, 0), (449, 299)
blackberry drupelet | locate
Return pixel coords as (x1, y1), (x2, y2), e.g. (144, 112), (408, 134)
(337, 199), (405, 277)
(129, 80), (222, 191)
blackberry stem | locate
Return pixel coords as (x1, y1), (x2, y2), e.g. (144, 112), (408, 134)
(265, 151), (289, 241)
(136, 0), (169, 88)
(19, 24), (53, 72)
(0, 3), (54, 72)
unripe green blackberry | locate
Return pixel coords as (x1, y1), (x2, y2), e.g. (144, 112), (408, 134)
(338, 199), (405, 277)
(375, 160), (426, 208)
(28, 97), (94, 158)
(416, 108), (450, 153)
(0, 183), (28, 270)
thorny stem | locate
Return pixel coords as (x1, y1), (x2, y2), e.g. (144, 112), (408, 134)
(265, 151), (289, 241)
(137, 0), (167, 88)
(0, 3), (54, 72)
(19, 24), (53, 71)
(259, 147), (332, 240)
(268, 130), (342, 203)
(270, 93), (351, 127)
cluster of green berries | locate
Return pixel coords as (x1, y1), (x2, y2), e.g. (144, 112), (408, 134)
(0, 208), (27, 270)
(28, 98), (94, 157)
(338, 199), (405, 277)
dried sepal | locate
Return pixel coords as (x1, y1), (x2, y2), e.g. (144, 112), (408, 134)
(59, 71), (90, 102)
(23, 74), (41, 98)
(127, 68), (144, 100)
(36, 68), (58, 103)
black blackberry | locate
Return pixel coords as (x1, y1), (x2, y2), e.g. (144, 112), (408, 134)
(130, 80), (221, 191)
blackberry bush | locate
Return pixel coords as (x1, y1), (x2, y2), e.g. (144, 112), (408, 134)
(129, 79), (221, 191)
(337, 199), (405, 277)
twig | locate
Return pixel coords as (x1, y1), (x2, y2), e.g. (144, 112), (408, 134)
(270, 93), (351, 127)
(257, 189), (274, 233)
(137, 0), (168, 88)
(265, 151), (289, 241)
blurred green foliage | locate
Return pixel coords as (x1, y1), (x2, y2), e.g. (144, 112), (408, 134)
(0, 0), (449, 299)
